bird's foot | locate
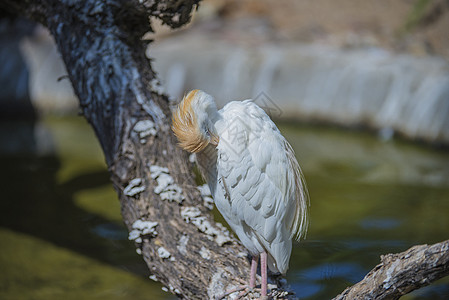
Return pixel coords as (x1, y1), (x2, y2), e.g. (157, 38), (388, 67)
(215, 285), (247, 300)
(237, 287), (266, 299)
(216, 285), (268, 300)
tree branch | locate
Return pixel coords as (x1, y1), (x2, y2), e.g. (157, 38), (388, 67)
(0, 0), (257, 299)
(333, 240), (449, 300)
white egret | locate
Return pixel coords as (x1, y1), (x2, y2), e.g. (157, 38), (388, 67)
(172, 90), (309, 298)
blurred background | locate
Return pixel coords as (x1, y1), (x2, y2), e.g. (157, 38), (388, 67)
(1, 0), (448, 299)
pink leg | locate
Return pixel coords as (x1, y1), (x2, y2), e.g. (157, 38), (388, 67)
(249, 255), (259, 289)
(261, 251), (268, 297)
(218, 254), (266, 299)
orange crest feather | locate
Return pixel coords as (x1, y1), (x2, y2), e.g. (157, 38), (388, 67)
(172, 90), (210, 153)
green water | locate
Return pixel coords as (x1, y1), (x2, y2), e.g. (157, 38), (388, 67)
(0, 117), (448, 299)
(280, 124), (449, 299)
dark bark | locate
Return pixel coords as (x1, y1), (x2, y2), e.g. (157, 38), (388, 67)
(2, 0), (448, 299)
(333, 240), (449, 300)
(0, 1), (255, 299)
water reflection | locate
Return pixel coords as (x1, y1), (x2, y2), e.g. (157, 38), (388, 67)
(299, 261), (366, 282)
(359, 218), (402, 230)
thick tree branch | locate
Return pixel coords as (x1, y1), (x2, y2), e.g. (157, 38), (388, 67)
(0, 1), (257, 299)
(334, 240), (449, 300)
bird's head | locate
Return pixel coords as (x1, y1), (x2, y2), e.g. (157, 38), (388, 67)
(172, 89), (219, 153)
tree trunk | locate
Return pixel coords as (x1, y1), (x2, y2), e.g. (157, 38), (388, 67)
(2, 1), (448, 299)
(0, 1), (256, 299)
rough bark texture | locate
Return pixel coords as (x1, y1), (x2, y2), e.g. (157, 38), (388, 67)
(0, 1), (255, 299)
(2, 0), (448, 299)
(334, 240), (449, 300)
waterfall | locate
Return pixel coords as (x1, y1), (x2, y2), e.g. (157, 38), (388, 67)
(8, 27), (448, 145)
(151, 37), (449, 144)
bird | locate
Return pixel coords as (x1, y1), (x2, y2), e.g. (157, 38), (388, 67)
(172, 89), (309, 298)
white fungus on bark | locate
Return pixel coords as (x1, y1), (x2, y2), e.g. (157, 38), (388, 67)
(133, 119), (157, 143)
(177, 234), (189, 255)
(150, 165), (185, 203)
(200, 246), (211, 260)
(128, 219), (158, 243)
(149, 275), (158, 281)
(157, 246), (175, 261)
(124, 178), (145, 197)
(197, 183), (214, 210)
(181, 206), (232, 246)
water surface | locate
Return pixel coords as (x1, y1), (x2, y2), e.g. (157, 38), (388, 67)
(0, 117), (448, 299)
(280, 123), (449, 299)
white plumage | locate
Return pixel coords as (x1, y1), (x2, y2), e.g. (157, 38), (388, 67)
(172, 90), (309, 296)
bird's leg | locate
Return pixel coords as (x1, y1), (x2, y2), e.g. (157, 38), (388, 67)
(235, 255), (260, 298)
(218, 255), (263, 300)
(249, 255), (259, 289)
(260, 251), (268, 298)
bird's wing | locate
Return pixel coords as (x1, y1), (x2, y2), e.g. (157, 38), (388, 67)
(214, 100), (308, 273)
